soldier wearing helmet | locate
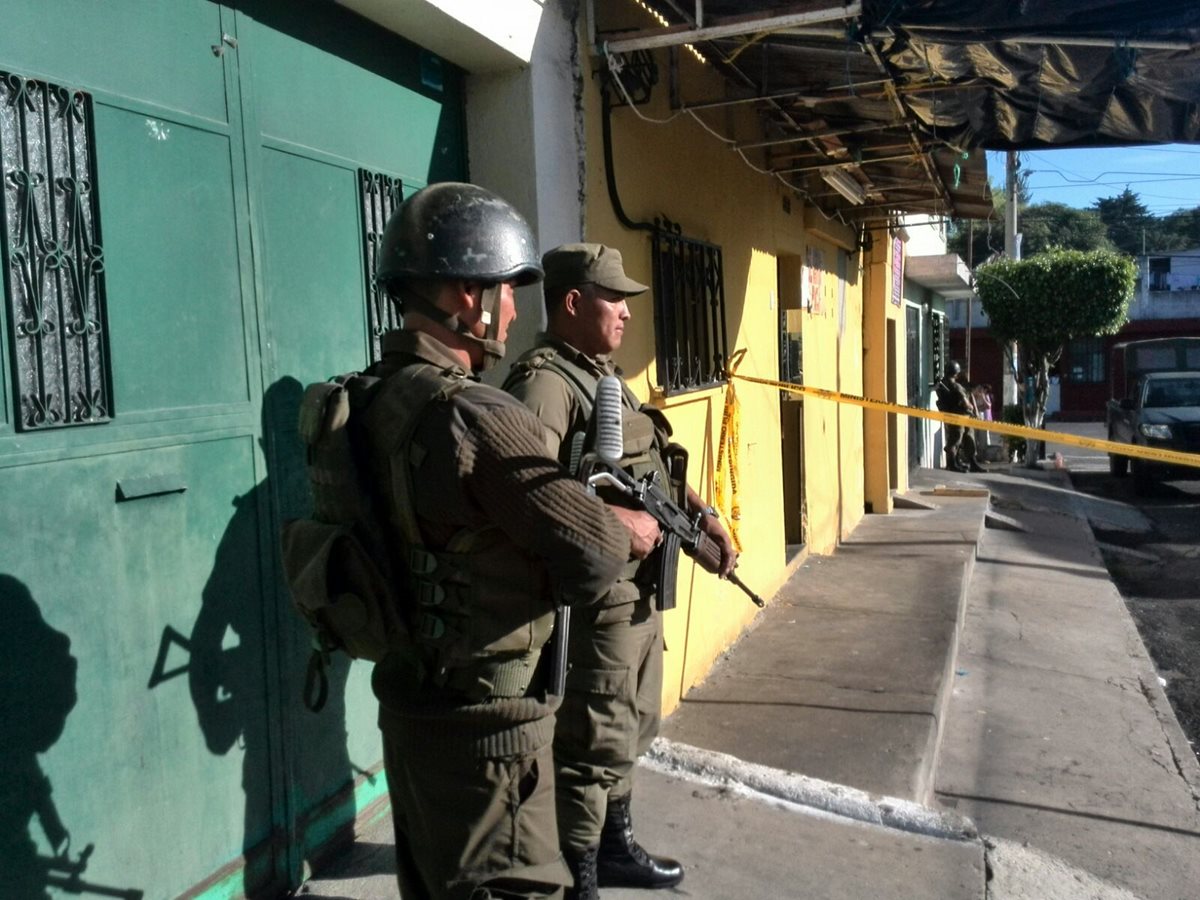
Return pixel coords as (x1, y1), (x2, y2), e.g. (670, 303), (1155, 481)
(934, 360), (984, 473)
(360, 183), (654, 899)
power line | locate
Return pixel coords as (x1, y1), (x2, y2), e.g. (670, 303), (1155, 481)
(1125, 146), (1200, 156)
(1028, 170), (1200, 182)
(996, 149), (1200, 211)
(1024, 177), (1200, 192)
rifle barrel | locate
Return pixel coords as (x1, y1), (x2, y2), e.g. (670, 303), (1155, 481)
(727, 571), (765, 607)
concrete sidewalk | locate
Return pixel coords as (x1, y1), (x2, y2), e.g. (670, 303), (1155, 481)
(299, 467), (1200, 900)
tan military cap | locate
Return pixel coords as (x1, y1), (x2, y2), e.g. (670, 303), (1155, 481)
(541, 243), (649, 296)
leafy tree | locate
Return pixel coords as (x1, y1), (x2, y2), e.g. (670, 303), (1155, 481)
(1019, 202), (1113, 255)
(947, 167), (1031, 264)
(1151, 206), (1200, 252)
(975, 249), (1136, 439)
(1094, 187), (1151, 255)
(947, 209), (1004, 266)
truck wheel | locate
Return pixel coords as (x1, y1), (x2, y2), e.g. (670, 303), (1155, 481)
(1109, 453), (1128, 477)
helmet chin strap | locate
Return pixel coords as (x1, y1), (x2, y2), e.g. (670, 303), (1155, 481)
(395, 282), (506, 372)
(395, 282), (461, 331)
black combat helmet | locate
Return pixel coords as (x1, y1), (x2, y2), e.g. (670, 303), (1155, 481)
(376, 182), (542, 289)
(945, 360), (962, 379)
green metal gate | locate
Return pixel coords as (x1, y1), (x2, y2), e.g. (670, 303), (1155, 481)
(0, 2), (464, 897)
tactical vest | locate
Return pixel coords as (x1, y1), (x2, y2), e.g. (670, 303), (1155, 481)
(362, 363), (553, 701)
(506, 346), (677, 585)
(935, 377), (970, 415)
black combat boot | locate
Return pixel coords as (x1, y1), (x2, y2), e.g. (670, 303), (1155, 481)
(563, 844), (600, 900)
(968, 458), (986, 473)
(596, 793), (684, 889)
(944, 448), (965, 472)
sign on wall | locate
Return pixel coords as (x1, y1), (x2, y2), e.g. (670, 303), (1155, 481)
(890, 235), (904, 306)
(803, 246), (826, 315)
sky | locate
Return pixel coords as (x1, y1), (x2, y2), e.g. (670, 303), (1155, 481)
(985, 145), (1200, 217)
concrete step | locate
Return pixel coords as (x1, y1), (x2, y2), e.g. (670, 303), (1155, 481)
(661, 474), (987, 805)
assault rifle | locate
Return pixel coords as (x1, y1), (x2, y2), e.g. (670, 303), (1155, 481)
(582, 375), (764, 611)
(544, 376), (766, 695)
(579, 457), (765, 611)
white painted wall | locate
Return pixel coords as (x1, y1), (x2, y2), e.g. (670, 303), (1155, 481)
(339, 0), (546, 71)
(945, 297), (988, 328)
(901, 215), (948, 257)
(464, 0), (585, 374)
(1129, 289), (1200, 321)
(1134, 251), (1200, 319)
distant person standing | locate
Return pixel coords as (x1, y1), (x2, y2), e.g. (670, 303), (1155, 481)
(971, 382), (993, 449)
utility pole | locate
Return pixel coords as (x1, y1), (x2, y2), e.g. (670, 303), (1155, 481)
(1003, 151), (1044, 467)
(1003, 150), (1020, 408)
(965, 219), (973, 379)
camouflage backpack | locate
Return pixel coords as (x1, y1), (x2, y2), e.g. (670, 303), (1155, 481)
(281, 369), (462, 710)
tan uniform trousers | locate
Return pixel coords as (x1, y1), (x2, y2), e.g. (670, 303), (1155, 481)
(553, 593), (663, 852)
(382, 731), (570, 899)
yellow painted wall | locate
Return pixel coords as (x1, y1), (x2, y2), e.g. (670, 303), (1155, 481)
(579, 5), (867, 712)
(862, 230), (910, 511)
(891, 236), (911, 488)
(798, 236), (843, 553)
(838, 254), (866, 540)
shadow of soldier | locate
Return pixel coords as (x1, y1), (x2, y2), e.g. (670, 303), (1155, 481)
(0, 574), (78, 899)
(0, 576), (146, 900)
(187, 377), (354, 896)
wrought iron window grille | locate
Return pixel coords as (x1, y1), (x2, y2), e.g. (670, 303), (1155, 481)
(931, 311), (947, 380)
(358, 169), (403, 363)
(1, 71), (113, 430)
(651, 220), (730, 396)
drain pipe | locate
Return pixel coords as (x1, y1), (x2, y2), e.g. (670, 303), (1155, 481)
(601, 82), (656, 233)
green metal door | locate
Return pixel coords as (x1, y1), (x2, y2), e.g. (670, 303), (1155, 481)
(0, 2), (464, 897)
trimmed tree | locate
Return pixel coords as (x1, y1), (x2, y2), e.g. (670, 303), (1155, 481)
(1020, 202), (1113, 256)
(975, 249), (1136, 451)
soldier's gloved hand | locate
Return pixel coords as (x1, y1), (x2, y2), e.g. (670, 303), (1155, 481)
(701, 512), (737, 577)
(610, 506), (663, 560)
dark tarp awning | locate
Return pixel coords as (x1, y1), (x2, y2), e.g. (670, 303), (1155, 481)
(870, 0), (1200, 150)
(594, 1), (1200, 221)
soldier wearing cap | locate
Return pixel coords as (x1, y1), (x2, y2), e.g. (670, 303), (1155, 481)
(361, 190), (646, 899)
(504, 243), (736, 899)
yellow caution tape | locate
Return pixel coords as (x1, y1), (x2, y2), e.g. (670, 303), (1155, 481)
(728, 371), (1200, 470)
(715, 349), (746, 552)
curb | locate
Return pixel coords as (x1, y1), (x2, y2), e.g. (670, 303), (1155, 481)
(643, 737), (979, 842)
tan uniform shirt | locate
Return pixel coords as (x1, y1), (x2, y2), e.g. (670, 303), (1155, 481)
(506, 334), (660, 605)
